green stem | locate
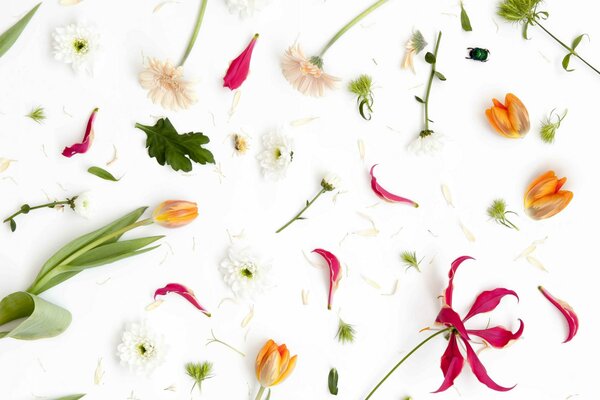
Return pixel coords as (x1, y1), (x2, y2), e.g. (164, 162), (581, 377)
(255, 386), (266, 400)
(318, 0), (390, 57)
(276, 189), (326, 233)
(3, 198), (77, 225)
(179, 0), (209, 66)
(364, 328), (450, 400)
(423, 32), (442, 134)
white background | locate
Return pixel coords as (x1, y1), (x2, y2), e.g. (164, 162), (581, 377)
(0, 0), (598, 399)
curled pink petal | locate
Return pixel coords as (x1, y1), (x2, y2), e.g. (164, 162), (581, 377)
(463, 288), (519, 321)
(538, 286), (579, 343)
(62, 107), (99, 157)
(312, 248), (342, 310)
(443, 255), (475, 307)
(154, 283), (211, 317)
(369, 164), (418, 206)
(461, 338), (515, 391)
(468, 319), (524, 348)
(223, 33), (259, 90)
(435, 306), (470, 340)
(433, 334), (465, 393)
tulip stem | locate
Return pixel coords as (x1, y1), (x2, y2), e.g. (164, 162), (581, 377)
(276, 188), (327, 233)
(364, 328), (450, 400)
(255, 386), (266, 400)
(421, 31), (442, 136)
(180, 0), (209, 66)
(3, 197), (78, 232)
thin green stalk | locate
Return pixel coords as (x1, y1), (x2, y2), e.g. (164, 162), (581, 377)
(255, 386), (266, 400)
(318, 0), (390, 57)
(276, 189), (326, 233)
(423, 32), (442, 134)
(179, 0), (209, 66)
(3, 199), (75, 224)
(364, 328), (450, 400)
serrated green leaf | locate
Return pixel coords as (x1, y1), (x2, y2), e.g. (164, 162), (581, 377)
(435, 71), (447, 81)
(52, 395), (86, 400)
(425, 52), (436, 64)
(0, 3), (41, 58)
(571, 34), (586, 50)
(135, 118), (215, 172)
(414, 96), (425, 103)
(328, 368), (339, 395)
(460, 3), (473, 32)
(88, 166), (119, 182)
(562, 53), (573, 72)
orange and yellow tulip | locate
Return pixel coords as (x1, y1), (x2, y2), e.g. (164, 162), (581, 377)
(485, 93), (530, 138)
(254, 339), (297, 399)
(524, 171), (573, 220)
(152, 200), (198, 228)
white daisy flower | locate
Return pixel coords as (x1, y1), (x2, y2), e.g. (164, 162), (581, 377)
(219, 246), (270, 299)
(117, 321), (166, 375)
(52, 22), (100, 74)
(225, 0), (270, 18)
(73, 191), (94, 218)
(408, 131), (444, 155)
(257, 130), (294, 180)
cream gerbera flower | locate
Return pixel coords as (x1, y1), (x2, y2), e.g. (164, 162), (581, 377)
(139, 58), (197, 111)
(257, 129), (294, 180)
(225, 0), (270, 18)
(52, 22), (100, 74)
(219, 246), (271, 299)
(281, 44), (339, 97)
(116, 321), (166, 375)
(408, 131), (444, 155)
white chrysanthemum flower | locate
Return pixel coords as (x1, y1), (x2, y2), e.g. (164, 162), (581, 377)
(225, 0), (270, 17)
(408, 131), (444, 155)
(257, 130), (294, 180)
(139, 58), (197, 111)
(220, 246), (270, 299)
(117, 322), (166, 375)
(52, 22), (100, 74)
(73, 191), (94, 218)
(321, 173), (341, 192)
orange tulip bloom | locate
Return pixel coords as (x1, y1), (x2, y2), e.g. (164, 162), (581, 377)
(255, 339), (297, 399)
(524, 171), (573, 220)
(152, 200), (198, 228)
(485, 93), (530, 138)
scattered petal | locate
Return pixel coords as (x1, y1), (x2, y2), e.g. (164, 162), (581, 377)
(0, 158), (16, 173)
(290, 116), (319, 126)
(94, 358), (104, 385)
(361, 274), (381, 289)
(526, 255), (547, 271)
(224, 34), (259, 90)
(357, 139), (366, 160)
(441, 184), (454, 207)
(312, 249), (342, 310)
(145, 299), (164, 311)
(369, 164), (418, 206)
(538, 286), (579, 343)
(229, 90), (242, 117)
(62, 107), (99, 157)
(153, 0), (178, 13)
(154, 283), (211, 317)
(301, 289), (309, 305)
(241, 305), (254, 328)
(459, 221), (476, 242)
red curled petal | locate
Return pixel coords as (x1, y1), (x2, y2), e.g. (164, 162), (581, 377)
(435, 306), (470, 340)
(468, 319), (524, 348)
(461, 337), (516, 391)
(463, 288), (519, 321)
(538, 286), (579, 343)
(62, 107), (98, 157)
(223, 33), (259, 90)
(154, 283), (211, 317)
(433, 334), (465, 393)
(312, 248), (342, 310)
(444, 256), (475, 308)
(369, 164), (418, 206)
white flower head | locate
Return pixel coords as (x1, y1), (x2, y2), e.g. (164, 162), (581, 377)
(139, 58), (197, 111)
(321, 173), (341, 192)
(117, 321), (166, 375)
(225, 0), (271, 18)
(219, 246), (271, 299)
(52, 22), (100, 74)
(408, 131), (444, 155)
(257, 129), (294, 180)
(73, 191), (94, 218)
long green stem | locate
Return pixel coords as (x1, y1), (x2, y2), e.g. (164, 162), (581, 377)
(364, 328), (450, 400)
(179, 0), (209, 66)
(276, 189), (326, 233)
(3, 198), (77, 232)
(255, 386), (266, 400)
(318, 0), (390, 57)
(423, 32), (442, 134)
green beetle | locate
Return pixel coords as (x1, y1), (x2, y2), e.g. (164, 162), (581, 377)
(466, 47), (490, 62)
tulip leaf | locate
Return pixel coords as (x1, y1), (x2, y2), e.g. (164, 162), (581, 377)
(328, 368), (339, 395)
(460, 2), (473, 32)
(0, 3), (41, 59)
(52, 395), (86, 400)
(425, 52), (436, 64)
(88, 166), (119, 182)
(562, 53), (574, 72)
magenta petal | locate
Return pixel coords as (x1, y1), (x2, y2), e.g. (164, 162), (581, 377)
(538, 286), (579, 343)
(461, 338), (515, 391)
(312, 248), (342, 310)
(369, 164), (418, 206)
(444, 256), (475, 308)
(433, 334), (465, 393)
(468, 319), (524, 348)
(62, 107), (98, 157)
(223, 33), (259, 90)
(154, 283), (211, 317)
(435, 306), (470, 340)
(463, 288), (519, 321)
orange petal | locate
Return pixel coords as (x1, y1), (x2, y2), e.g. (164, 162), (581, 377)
(555, 177), (567, 191)
(258, 349), (282, 387)
(526, 191), (573, 220)
(256, 340), (276, 378)
(505, 93), (530, 136)
(273, 354), (297, 386)
(525, 172), (559, 208)
(492, 98), (505, 109)
(489, 106), (519, 138)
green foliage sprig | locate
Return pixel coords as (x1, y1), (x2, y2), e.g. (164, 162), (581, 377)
(540, 109), (567, 144)
(487, 199), (519, 230)
(26, 106), (46, 123)
(348, 74), (374, 120)
(336, 318), (356, 344)
(3, 196), (78, 232)
(185, 361), (214, 393)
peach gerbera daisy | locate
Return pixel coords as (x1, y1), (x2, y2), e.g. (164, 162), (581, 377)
(139, 58), (197, 111)
(281, 44), (339, 97)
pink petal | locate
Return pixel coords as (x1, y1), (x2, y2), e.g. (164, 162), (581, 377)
(538, 286), (579, 343)
(462, 337), (516, 391)
(468, 319), (524, 348)
(62, 107), (99, 157)
(443, 256), (475, 308)
(463, 288), (519, 321)
(312, 248), (342, 310)
(223, 33), (259, 90)
(435, 306), (470, 340)
(369, 164), (418, 206)
(154, 283), (211, 317)
(433, 334), (465, 393)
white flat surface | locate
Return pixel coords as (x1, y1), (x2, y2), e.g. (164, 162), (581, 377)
(0, 0), (598, 399)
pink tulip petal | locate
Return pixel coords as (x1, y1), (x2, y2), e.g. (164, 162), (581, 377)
(468, 319), (524, 348)
(433, 334), (465, 393)
(369, 164), (418, 206)
(463, 288), (519, 321)
(154, 283), (211, 317)
(435, 306), (470, 340)
(62, 107), (99, 157)
(462, 337), (515, 391)
(443, 256), (475, 307)
(312, 248), (342, 310)
(538, 286), (579, 343)
(223, 33), (259, 90)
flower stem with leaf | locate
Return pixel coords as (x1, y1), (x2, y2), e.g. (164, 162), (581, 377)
(415, 32), (445, 140)
(3, 197), (78, 232)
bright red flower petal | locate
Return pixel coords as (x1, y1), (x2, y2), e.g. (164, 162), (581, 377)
(461, 338), (515, 392)
(312, 248), (342, 310)
(223, 33), (259, 90)
(433, 334), (465, 393)
(443, 256), (474, 307)
(369, 164), (418, 206)
(463, 288), (519, 321)
(468, 319), (524, 348)
(435, 306), (470, 340)
(154, 283), (211, 317)
(62, 107), (98, 157)
(538, 286), (579, 343)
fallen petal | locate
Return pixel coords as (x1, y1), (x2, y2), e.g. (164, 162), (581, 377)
(538, 286), (579, 343)
(463, 288), (519, 321)
(312, 248), (342, 310)
(468, 319), (524, 348)
(462, 338), (515, 391)
(433, 334), (464, 393)
(223, 34), (259, 90)
(62, 107), (99, 157)
(369, 164), (418, 206)
(154, 283), (211, 317)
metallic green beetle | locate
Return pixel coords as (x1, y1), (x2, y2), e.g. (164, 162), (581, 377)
(466, 47), (490, 62)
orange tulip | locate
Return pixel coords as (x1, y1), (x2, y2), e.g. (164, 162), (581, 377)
(485, 93), (530, 138)
(524, 171), (573, 220)
(152, 200), (198, 228)
(254, 339), (297, 399)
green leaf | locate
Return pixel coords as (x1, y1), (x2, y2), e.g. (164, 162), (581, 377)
(135, 118), (215, 172)
(9, 219), (16, 232)
(52, 395), (86, 400)
(88, 166), (119, 182)
(328, 368), (339, 395)
(0, 3), (41, 58)
(434, 71), (447, 81)
(0, 292), (71, 340)
(425, 52), (436, 64)
(414, 96), (425, 103)
(522, 21), (530, 40)
(460, 2), (473, 32)
(562, 53), (574, 72)
(571, 34), (587, 50)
